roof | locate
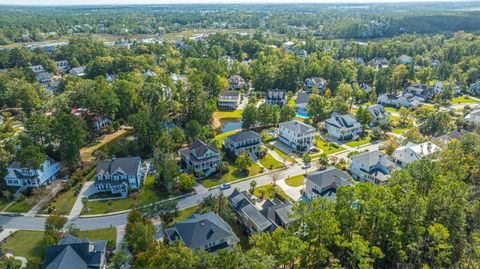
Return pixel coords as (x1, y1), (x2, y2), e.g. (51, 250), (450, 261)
(351, 150), (394, 168)
(179, 140), (221, 164)
(279, 120), (315, 134)
(166, 212), (238, 250)
(306, 77), (327, 85)
(305, 166), (352, 189)
(69, 66), (86, 75)
(96, 156), (142, 177)
(228, 190), (275, 232)
(405, 142), (440, 157)
(44, 235), (107, 269)
(219, 91), (240, 99)
(8, 155), (55, 170)
(325, 112), (360, 128)
(295, 93), (309, 106)
(263, 200), (296, 227)
(226, 130), (261, 143)
(367, 104), (388, 118)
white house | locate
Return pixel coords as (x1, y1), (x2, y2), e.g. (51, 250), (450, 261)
(349, 150), (396, 184)
(325, 112), (362, 141)
(179, 140), (223, 177)
(278, 120), (315, 152)
(218, 91), (241, 110)
(305, 77), (327, 94)
(367, 104), (389, 127)
(304, 167), (352, 201)
(4, 156), (60, 188)
(228, 75), (246, 90)
(69, 66), (86, 77)
(377, 93), (419, 108)
(393, 142), (440, 168)
(29, 65), (45, 74)
(397, 55), (413, 65)
(266, 89), (287, 106)
(95, 156), (144, 198)
(55, 60), (70, 73)
(223, 130), (263, 160)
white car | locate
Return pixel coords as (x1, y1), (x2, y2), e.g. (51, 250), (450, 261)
(220, 183), (231, 190)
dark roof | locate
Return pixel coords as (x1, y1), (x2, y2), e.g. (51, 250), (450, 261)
(325, 113), (360, 128)
(262, 200), (296, 227)
(228, 190), (275, 232)
(44, 235), (107, 269)
(280, 120), (315, 133)
(96, 156), (141, 176)
(305, 166), (352, 189)
(166, 212), (238, 250)
(178, 140), (221, 165)
(226, 130), (261, 143)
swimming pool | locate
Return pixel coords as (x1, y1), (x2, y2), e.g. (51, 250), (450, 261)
(296, 112), (310, 118)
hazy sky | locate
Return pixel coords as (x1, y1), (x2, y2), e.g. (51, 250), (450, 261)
(0, 0), (463, 6)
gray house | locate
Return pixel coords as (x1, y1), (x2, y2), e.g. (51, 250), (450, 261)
(69, 66), (86, 77)
(218, 91), (241, 110)
(260, 199), (296, 228)
(44, 235), (107, 269)
(349, 150), (396, 184)
(165, 212), (239, 253)
(266, 89), (287, 106)
(95, 156), (143, 198)
(223, 130), (263, 160)
(304, 167), (352, 201)
(367, 104), (389, 127)
(228, 190), (276, 234)
(179, 140), (222, 177)
(305, 77), (327, 94)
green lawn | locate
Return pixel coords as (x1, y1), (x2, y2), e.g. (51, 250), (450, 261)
(41, 186), (78, 214)
(79, 227), (117, 243)
(214, 110), (243, 119)
(273, 147), (296, 163)
(1, 230), (44, 260)
(392, 128), (408, 135)
(82, 176), (180, 215)
(214, 129), (242, 146)
(0, 198), (12, 211)
(253, 184), (290, 202)
(315, 137), (345, 155)
(288, 97), (296, 108)
(172, 205), (200, 224)
(4, 196), (37, 213)
(285, 174), (305, 187)
(201, 162), (263, 188)
(345, 136), (372, 148)
(384, 107), (399, 112)
(452, 96), (478, 104)
(260, 154), (284, 170)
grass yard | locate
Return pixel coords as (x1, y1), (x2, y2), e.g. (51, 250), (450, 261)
(41, 185), (79, 214)
(4, 196), (37, 213)
(79, 227), (117, 243)
(384, 107), (399, 113)
(273, 147), (296, 163)
(80, 126), (131, 163)
(201, 162), (263, 188)
(82, 176), (179, 215)
(172, 205), (200, 224)
(253, 184), (291, 202)
(315, 137), (345, 155)
(214, 110), (243, 119)
(345, 136), (372, 148)
(392, 128), (408, 135)
(452, 95), (479, 104)
(0, 198), (12, 211)
(285, 174), (305, 187)
(214, 129), (241, 146)
(1, 230), (44, 260)
(259, 154), (284, 170)
(288, 97), (296, 108)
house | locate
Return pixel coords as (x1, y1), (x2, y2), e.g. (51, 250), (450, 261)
(367, 104), (389, 127)
(464, 110), (480, 126)
(325, 112), (363, 141)
(95, 156), (143, 198)
(165, 212), (239, 253)
(282, 41), (295, 49)
(4, 156), (60, 188)
(304, 167), (352, 201)
(105, 74), (117, 83)
(228, 190), (275, 233)
(44, 235), (107, 269)
(432, 129), (468, 148)
(71, 108), (111, 132)
(29, 65), (45, 74)
(358, 82), (373, 93)
(397, 55), (413, 65)
(278, 120), (316, 152)
(349, 150), (396, 184)
(228, 75), (246, 90)
(294, 93), (309, 116)
(36, 72), (53, 86)
(223, 130), (263, 160)
(69, 66), (86, 77)
(470, 81), (480, 95)
(266, 89), (287, 106)
(144, 70), (157, 78)
(305, 77), (327, 94)
(218, 91), (241, 110)
(55, 60), (70, 73)
(377, 93), (419, 108)
(260, 199), (296, 228)
(404, 84), (436, 102)
(368, 57), (388, 69)
(393, 142), (440, 168)
(179, 140), (222, 177)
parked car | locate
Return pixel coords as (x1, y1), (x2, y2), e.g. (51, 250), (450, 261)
(220, 183), (231, 190)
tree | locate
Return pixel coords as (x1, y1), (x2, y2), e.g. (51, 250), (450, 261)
(81, 197), (89, 212)
(250, 180), (257, 193)
(302, 153), (311, 167)
(355, 106), (373, 126)
(178, 173), (196, 192)
(307, 94), (331, 123)
(43, 214), (67, 247)
(15, 145), (45, 169)
(51, 112), (87, 170)
(184, 119), (202, 142)
(109, 249), (130, 269)
(236, 154), (253, 175)
(383, 138), (398, 156)
(125, 210), (155, 255)
(144, 200), (179, 225)
(279, 105), (296, 122)
(242, 104), (257, 129)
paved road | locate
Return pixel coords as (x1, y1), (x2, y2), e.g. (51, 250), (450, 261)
(0, 143), (380, 231)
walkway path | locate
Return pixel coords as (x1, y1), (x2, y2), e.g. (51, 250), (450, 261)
(5, 253), (27, 268)
(0, 228), (17, 242)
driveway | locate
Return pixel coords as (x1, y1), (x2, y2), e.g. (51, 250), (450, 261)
(68, 181), (97, 220)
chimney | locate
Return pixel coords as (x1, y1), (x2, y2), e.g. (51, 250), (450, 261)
(111, 155), (116, 161)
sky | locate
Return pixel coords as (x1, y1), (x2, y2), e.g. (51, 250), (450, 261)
(0, 0), (465, 6)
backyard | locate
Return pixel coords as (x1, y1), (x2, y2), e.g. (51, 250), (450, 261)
(253, 184), (291, 202)
(212, 110), (243, 129)
(82, 175), (180, 215)
(315, 137), (345, 155)
(345, 136), (373, 148)
(80, 125), (131, 163)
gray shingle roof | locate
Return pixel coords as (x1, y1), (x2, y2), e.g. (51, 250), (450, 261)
(367, 104), (387, 118)
(280, 120), (315, 134)
(166, 212), (238, 250)
(228, 190), (275, 232)
(305, 166), (352, 189)
(351, 150), (394, 168)
(96, 156), (141, 176)
(226, 130), (261, 143)
(295, 93), (309, 106)
(325, 113), (359, 128)
(219, 91), (240, 99)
